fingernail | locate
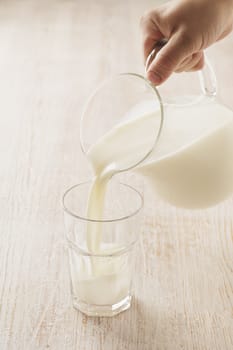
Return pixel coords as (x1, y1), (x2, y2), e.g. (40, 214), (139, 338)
(147, 71), (161, 85)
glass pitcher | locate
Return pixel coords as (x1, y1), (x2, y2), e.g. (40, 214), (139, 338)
(80, 48), (233, 210)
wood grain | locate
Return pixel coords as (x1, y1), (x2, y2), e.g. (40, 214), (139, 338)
(0, 1), (232, 349)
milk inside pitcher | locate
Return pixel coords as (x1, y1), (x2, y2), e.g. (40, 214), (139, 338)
(80, 55), (233, 209)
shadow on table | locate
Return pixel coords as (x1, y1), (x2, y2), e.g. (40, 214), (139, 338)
(85, 297), (169, 350)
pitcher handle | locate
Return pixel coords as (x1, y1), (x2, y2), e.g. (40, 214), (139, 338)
(145, 40), (217, 99)
(198, 53), (217, 98)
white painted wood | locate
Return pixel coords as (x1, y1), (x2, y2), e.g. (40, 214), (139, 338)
(0, 1), (232, 349)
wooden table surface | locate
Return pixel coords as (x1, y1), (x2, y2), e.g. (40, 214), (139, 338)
(0, 1), (233, 349)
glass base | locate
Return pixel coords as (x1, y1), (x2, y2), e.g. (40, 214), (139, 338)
(72, 295), (132, 317)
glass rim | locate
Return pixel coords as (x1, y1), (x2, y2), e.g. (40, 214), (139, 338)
(62, 180), (144, 223)
(79, 72), (164, 172)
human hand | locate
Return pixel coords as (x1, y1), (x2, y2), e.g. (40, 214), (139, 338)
(141, 0), (233, 85)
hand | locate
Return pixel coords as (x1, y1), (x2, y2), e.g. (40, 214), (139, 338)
(140, 0), (233, 85)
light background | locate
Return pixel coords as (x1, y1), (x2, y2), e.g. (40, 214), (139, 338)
(0, 1), (232, 349)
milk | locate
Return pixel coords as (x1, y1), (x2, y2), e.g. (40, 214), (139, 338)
(76, 176), (134, 306)
(88, 101), (233, 209)
(78, 100), (233, 306)
(69, 244), (132, 306)
(138, 102), (233, 208)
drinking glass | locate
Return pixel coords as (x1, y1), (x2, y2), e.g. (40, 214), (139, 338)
(62, 180), (143, 317)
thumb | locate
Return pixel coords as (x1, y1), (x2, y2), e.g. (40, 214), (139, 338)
(146, 32), (193, 85)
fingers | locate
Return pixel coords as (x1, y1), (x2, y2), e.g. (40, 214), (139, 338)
(189, 55), (205, 72)
(175, 51), (204, 72)
(146, 31), (194, 85)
